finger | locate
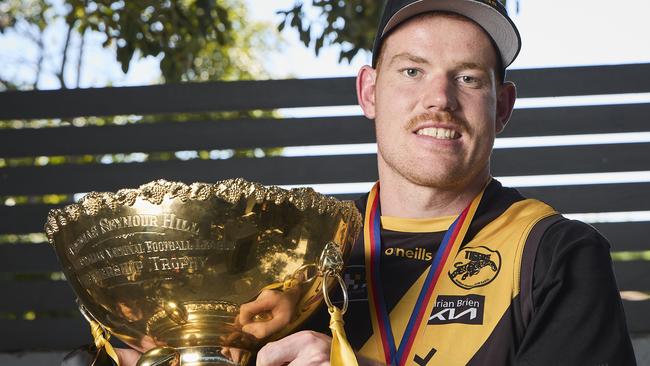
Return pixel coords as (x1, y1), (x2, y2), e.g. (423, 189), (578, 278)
(115, 348), (142, 366)
(231, 348), (243, 363)
(221, 347), (232, 359)
(257, 339), (299, 366)
(242, 302), (291, 339)
(240, 291), (279, 324)
(243, 294), (295, 339)
(242, 314), (288, 340)
(256, 331), (331, 366)
(242, 321), (271, 339)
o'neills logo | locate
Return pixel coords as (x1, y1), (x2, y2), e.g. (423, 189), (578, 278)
(448, 246), (501, 289)
(428, 294), (485, 325)
(384, 247), (433, 261)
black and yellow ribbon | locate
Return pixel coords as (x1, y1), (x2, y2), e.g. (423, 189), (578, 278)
(90, 319), (120, 366)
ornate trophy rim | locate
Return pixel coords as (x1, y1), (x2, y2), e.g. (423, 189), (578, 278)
(44, 178), (362, 245)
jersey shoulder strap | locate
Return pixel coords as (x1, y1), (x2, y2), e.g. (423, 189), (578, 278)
(517, 213), (564, 332)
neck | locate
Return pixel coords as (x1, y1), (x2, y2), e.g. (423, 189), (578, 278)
(377, 170), (489, 219)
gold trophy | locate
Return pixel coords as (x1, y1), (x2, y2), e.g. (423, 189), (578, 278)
(45, 179), (361, 365)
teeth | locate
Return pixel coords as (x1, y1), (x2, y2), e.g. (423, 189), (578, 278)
(416, 127), (458, 139)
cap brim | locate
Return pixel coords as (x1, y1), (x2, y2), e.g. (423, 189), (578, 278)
(381, 0), (521, 67)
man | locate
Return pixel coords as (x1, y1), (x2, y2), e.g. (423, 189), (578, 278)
(67, 0), (635, 365)
(255, 0), (636, 365)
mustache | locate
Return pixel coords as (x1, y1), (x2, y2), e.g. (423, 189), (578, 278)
(405, 111), (466, 131)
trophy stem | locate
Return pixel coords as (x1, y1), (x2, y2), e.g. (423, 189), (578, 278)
(137, 346), (251, 366)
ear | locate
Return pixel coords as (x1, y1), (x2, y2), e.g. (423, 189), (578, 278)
(356, 65), (377, 119)
(495, 81), (516, 134)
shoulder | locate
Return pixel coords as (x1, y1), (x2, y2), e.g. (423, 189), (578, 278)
(531, 217), (617, 306)
(543, 218), (609, 247)
(518, 218), (635, 364)
(535, 218), (611, 270)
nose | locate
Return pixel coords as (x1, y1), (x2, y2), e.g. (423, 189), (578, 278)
(420, 75), (458, 112)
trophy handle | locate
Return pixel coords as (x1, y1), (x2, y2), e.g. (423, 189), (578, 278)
(318, 242), (348, 314)
(318, 243), (357, 366)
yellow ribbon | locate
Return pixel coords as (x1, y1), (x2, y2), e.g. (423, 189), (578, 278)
(329, 306), (358, 366)
(90, 319), (120, 366)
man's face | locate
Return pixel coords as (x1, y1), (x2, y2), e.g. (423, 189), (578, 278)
(359, 13), (514, 191)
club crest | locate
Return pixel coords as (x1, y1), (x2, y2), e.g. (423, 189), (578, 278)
(448, 246), (501, 289)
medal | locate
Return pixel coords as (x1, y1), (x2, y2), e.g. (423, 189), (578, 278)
(364, 182), (484, 365)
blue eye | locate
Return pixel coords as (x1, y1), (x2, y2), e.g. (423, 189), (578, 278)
(403, 68), (420, 77)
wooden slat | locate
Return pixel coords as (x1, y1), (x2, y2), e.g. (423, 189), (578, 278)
(0, 78), (358, 120)
(2, 103), (650, 158)
(0, 205), (63, 234)
(0, 318), (91, 351)
(518, 183), (650, 213)
(3, 140), (650, 195)
(0, 64), (648, 121)
(501, 103), (650, 138)
(0, 156), (379, 196)
(507, 63), (650, 98)
(623, 300), (650, 334)
(491, 143), (650, 176)
(0, 281), (75, 312)
(0, 244), (61, 272)
(593, 222), (650, 252)
(614, 261), (650, 292)
(0, 116), (374, 158)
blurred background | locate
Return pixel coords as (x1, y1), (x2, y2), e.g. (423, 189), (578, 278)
(1, 0), (649, 364)
(2, 0), (650, 88)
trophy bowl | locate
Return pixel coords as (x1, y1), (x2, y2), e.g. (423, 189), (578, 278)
(45, 179), (361, 365)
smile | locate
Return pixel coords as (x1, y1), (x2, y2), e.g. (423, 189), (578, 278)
(415, 127), (460, 140)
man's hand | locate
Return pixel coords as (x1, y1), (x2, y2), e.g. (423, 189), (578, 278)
(239, 288), (300, 340)
(256, 330), (332, 366)
(114, 347), (141, 366)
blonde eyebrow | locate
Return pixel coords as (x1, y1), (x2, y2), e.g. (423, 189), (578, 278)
(457, 62), (489, 72)
(389, 52), (430, 67)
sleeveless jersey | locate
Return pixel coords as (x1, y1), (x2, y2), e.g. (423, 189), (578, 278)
(304, 179), (559, 365)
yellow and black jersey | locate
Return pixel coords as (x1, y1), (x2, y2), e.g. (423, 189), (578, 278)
(303, 179), (635, 365)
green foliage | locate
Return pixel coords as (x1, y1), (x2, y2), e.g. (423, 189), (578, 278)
(277, 0), (380, 63)
(0, 0), (53, 89)
(183, 1), (275, 82)
(0, 0), (274, 89)
(64, 0), (268, 83)
(0, 0), (51, 34)
(277, 0), (511, 63)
